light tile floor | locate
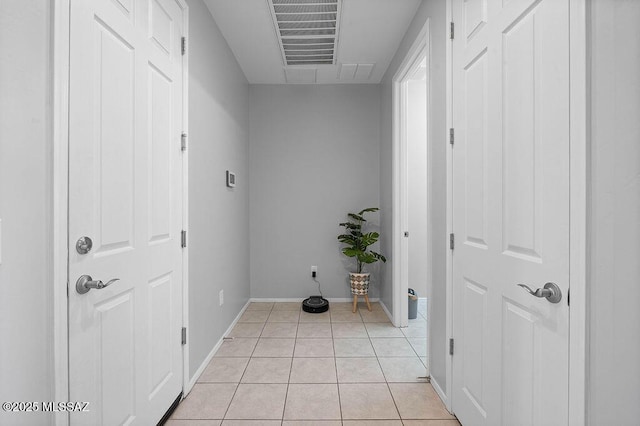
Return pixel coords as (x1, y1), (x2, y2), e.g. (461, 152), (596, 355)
(168, 300), (460, 426)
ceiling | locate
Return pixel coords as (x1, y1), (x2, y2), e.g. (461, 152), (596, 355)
(203, 0), (423, 84)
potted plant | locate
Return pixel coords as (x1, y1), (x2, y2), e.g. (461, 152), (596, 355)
(338, 207), (386, 312)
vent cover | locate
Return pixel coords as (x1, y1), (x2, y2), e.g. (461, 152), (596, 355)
(268, 0), (342, 66)
(284, 68), (317, 84)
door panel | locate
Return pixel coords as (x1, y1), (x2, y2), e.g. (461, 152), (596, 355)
(96, 291), (136, 426)
(68, 0), (185, 424)
(502, 7), (540, 261)
(461, 278), (488, 416)
(463, 49), (488, 249)
(148, 273), (173, 397)
(94, 18), (136, 255)
(452, 0), (570, 425)
(149, 65), (173, 242)
(464, 0), (487, 42)
(502, 300), (537, 426)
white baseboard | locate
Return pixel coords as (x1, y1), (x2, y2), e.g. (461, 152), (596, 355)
(184, 299), (251, 395)
(378, 299), (394, 323)
(249, 297), (381, 303)
(431, 376), (451, 414)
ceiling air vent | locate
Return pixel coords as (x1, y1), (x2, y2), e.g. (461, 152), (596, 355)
(268, 0), (342, 66)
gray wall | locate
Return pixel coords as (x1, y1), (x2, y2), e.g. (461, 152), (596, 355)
(187, 0), (250, 379)
(380, 0), (448, 394)
(249, 85), (381, 299)
(0, 1), (54, 425)
(588, 0), (640, 424)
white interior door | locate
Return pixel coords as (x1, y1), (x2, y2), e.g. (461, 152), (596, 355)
(68, 0), (185, 424)
(452, 0), (570, 425)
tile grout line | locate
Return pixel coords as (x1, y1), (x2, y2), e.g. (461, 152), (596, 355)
(366, 306), (404, 422)
(280, 306), (300, 423)
(221, 303), (274, 421)
(330, 309), (344, 424)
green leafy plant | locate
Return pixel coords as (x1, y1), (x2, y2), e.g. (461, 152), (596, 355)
(338, 207), (387, 273)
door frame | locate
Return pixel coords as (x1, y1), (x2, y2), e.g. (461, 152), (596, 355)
(51, 1), (190, 424)
(178, 0), (191, 397)
(391, 19), (447, 400)
(445, 0), (588, 424)
(391, 16), (455, 410)
(392, 18), (430, 330)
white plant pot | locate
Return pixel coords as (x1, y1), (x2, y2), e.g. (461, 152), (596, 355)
(349, 273), (370, 295)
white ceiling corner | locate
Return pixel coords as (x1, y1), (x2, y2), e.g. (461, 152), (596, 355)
(203, 0), (423, 84)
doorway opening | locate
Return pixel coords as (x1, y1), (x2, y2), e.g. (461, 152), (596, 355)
(392, 20), (431, 378)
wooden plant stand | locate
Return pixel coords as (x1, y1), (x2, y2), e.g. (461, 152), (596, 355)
(352, 294), (372, 313)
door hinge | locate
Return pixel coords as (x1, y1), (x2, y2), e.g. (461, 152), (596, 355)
(181, 327), (187, 345)
(181, 133), (187, 151)
(450, 22), (455, 40)
(450, 233), (455, 250)
(181, 37), (186, 55)
(181, 230), (187, 248)
(449, 128), (455, 146)
(449, 338), (454, 355)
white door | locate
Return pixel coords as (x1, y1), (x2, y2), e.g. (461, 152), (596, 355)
(68, 0), (185, 424)
(452, 0), (570, 425)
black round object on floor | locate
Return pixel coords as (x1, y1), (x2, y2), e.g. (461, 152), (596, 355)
(302, 296), (329, 313)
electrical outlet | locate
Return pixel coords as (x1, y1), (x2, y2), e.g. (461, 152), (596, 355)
(311, 265), (317, 278)
(219, 290), (224, 306)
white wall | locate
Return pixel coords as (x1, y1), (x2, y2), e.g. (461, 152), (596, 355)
(0, 1), (54, 425)
(408, 77), (429, 298)
(186, 0), (250, 379)
(588, 0), (640, 424)
(249, 85), (381, 299)
(380, 0), (448, 393)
